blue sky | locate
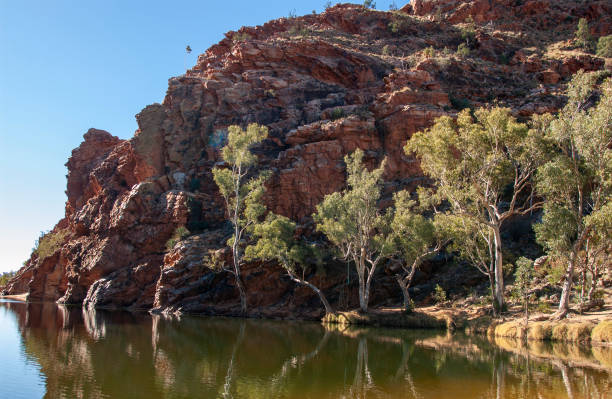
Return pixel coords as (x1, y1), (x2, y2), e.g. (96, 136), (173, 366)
(0, 0), (401, 274)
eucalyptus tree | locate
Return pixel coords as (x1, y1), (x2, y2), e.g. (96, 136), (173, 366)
(211, 123), (269, 315)
(245, 213), (333, 315)
(314, 149), (394, 313)
(391, 189), (446, 312)
(535, 73), (612, 318)
(405, 107), (547, 315)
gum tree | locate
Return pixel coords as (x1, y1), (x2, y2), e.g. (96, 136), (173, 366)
(314, 149), (394, 313)
(406, 107), (548, 315)
(245, 213), (333, 315)
(211, 123), (269, 315)
(391, 189), (445, 312)
(535, 73), (612, 319)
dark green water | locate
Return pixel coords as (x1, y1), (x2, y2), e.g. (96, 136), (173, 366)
(0, 300), (610, 399)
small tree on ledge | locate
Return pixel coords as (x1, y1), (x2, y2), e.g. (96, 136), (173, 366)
(245, 213), (334, 315)
(211, 123), (269, 315)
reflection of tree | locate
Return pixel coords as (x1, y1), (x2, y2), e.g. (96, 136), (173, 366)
(553, 360), (574, 399)
(394, 340), (419, 398)
(273, 329), (331, 383)
(220, 321), (246, 399)
(346, 337), (379, 399)
(3, 301), (612, 399)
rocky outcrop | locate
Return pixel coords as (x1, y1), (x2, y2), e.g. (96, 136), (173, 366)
(4, 1), (610, 315)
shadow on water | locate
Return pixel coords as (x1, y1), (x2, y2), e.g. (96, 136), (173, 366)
(0, 300), (610, 399)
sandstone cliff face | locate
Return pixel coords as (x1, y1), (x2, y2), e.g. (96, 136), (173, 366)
(3, 1), (610, 316)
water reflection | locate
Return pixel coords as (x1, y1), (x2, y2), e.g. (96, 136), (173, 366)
(0, 300), (610, 399)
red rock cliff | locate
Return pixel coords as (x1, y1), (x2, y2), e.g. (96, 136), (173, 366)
(3, 1), (610, 316)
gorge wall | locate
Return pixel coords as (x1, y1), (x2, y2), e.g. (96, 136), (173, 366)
(3, 0), (610, 318)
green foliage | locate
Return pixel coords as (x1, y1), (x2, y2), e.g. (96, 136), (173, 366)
(388, 17), (411, 36)
(423, 46), (435, 58)
(535, 73), (612, 261)
(391, 190), (440, 270)
(34, 229), (69, 259)
(512, 257), (534, 313)
(460, 26), (476, 46)
(382, 45), (391, 56)
(245, 213), (332, 313)
(314, 149), (393, 312)
(232, 32), (252, 43)
(435, 213), (492, 277)
(596, 35), (612, 57)
(211, 123), (269, 313)
(363, 0), (376, 9)
(166, 226), (191, 251)
(575, 18), (593, 51)
(330, 108), (345, 120)
(456, 43), (470, 57)
(449, 95), (471, 110)
(535, 73), (612, 314)
(433, 284), (447, 304)
(537, 302), (551, 314)
(288, 24), (310, 37)
(245, 214), (303, 272)
(406, 106), (549, 314)
(0, 271), (16, 287)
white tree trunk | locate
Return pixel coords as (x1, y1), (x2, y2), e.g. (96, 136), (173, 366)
(492, 224), (505, 315)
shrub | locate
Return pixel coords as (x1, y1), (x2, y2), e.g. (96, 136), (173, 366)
(449, 95), (471, 110)
(166, 226), (191, 251)
(460, 26), (476, 47)
(330, 108), (344, 120)
(423, 46), (435, 58)
(596, 35), (612, 57)
(433, 284), (447, 304)
(537, 301), (551, 313)
(34, 229), (69, 259)
(456, 43), (470, 57)
(288, 25), (310, 37)
(363, 0), (376, 9)
(382, 45), (391, 56)
(232, 32), (252, 43)
(388, 17), (411, 35)
(575, 18), (593, 51)
(389, 1), (398, 11)
(0, 271), (16, 287)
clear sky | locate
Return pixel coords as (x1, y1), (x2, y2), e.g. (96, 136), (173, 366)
(0, 0), (401, 274)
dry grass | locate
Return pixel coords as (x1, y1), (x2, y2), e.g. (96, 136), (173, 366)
(591, 320), (612, 344)
(552, 322), (593, 343)
(527, 322), (554, 341)
(592, 345), (612, 368)
(322, 310), (447, 329)
(492, 320), (596, 343)
(493, 321), (527, 340)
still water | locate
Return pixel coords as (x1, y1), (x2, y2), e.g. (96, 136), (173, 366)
(0, 300), (610, 399)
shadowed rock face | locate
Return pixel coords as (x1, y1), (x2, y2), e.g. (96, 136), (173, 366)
(3, 1), (610, 315)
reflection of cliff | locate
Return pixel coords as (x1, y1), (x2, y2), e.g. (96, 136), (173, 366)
(3, 301), (611, 398)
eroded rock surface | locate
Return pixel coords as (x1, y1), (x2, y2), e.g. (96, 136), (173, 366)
(3, 1), (610, 315)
